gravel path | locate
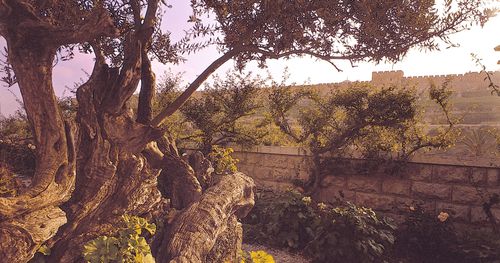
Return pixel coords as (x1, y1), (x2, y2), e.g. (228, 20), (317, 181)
(242, 243), (310, 263)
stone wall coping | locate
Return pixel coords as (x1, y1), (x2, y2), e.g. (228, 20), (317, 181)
(224, 145), (500, 169)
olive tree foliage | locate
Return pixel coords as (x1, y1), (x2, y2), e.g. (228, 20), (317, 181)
(154, 0), (489, 124)
(181, 71), (267, 154)
(269, 82), (457, 192)
(0, 0), (491, 262)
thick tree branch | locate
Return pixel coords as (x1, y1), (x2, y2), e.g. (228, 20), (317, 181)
(137, 49), (156, 124)
(156, 172), (254, 262)
(151, 48), (239, 127)
(0, 0), (118, 46)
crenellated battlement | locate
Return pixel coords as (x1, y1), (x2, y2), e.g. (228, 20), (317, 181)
(371, 70), (498, 80)
(299, 70), (500, 94)
(368, 70), (500, 92)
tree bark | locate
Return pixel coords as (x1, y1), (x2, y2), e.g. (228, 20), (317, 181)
(45, 50), (166, 261)
(137, 50), (156, 125)
(155, 172), (254, 262)
(0, 2), (254, 262)
(0, 31), (76, 263)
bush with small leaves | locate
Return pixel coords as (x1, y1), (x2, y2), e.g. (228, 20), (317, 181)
(243, 190), (396, 263)
(208, 145), (239, 175)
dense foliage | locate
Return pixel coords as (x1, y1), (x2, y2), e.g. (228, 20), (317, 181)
(181, 71), (267, 153)
(244, 190), (500, 263)
(395, 205), (500, 263)
(243, 190), (397, 263)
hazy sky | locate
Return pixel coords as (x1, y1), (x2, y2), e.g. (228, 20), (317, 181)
(0, 3), (499, 116)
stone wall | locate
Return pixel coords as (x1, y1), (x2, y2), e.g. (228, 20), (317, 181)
(232, 146), (500, 224)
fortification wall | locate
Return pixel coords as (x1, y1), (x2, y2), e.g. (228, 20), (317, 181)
(232, 146), (500, 225)
(370, 70), (500, 93)
(299, 71), (500, 97)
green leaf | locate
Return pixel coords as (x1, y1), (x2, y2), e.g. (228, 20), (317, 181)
(82, 236), (120, 263)
(38, 245), (51, 256)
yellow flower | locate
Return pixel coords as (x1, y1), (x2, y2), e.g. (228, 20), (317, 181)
(301, 196), (312, 205)
(250, 250), (275, 263)
(438, 212), (449, 222)
(317, 202), (327, 210)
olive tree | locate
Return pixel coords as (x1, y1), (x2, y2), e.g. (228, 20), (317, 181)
(181, 71), (266, 154)
(0, 0), (487, 262)
(269, 82), (457, 192)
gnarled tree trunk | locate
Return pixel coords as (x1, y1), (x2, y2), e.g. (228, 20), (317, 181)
(0, 1), (253, 262)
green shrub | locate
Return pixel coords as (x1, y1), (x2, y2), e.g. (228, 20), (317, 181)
(82, 215), (156, 263)
(0, 141), (36, 177)
(208, 145), (239, 175)
(395, 205), (500, 263)
(394, 205), (460, 262)
(242, 190), (396, 263)
(0, 165), (18, 197)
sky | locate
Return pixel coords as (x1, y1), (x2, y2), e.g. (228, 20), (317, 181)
(0, 3), (499, 116)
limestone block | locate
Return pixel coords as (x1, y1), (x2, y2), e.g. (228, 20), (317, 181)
(470, 206), (494, 223)
(244, 153), (264, 165)
(451, 186), (482, 205)
(255, 179), (294, 191)
(406, 163), (432, 182)
(470, 168), (487, 185)
(435, 202), (470, 222)
(356, 192), (395, 211)
(382, 179), (411, 196)
(320, 176), (347, 188)
(252, 166), (273, 181)
(236, 164), (253, 175)
(412, 182), (451, 200)
(433, 166), (468, 184)
(394, 197), (436, 212)
(262, 155), (295, 169)
(315, 186), (355, 203)
(487, 169), (499, 186)
(271, 168), (293, 182)
(347, 176), (381, 193)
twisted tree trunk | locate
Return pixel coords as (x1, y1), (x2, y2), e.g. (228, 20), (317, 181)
(0, 27), (76, 263)
(0, 1), (253, 262)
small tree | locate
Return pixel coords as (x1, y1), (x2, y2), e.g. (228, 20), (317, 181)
(181, 71), (267, 154)
(269, 82), (456, 192)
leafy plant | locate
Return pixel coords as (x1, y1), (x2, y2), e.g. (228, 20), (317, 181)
(460, 127), (496, 156)
(243, 190), (396, 263)
(208, 145), (239, 175)
(82, 215), (156, 263)
(395, 205), (463, 263)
